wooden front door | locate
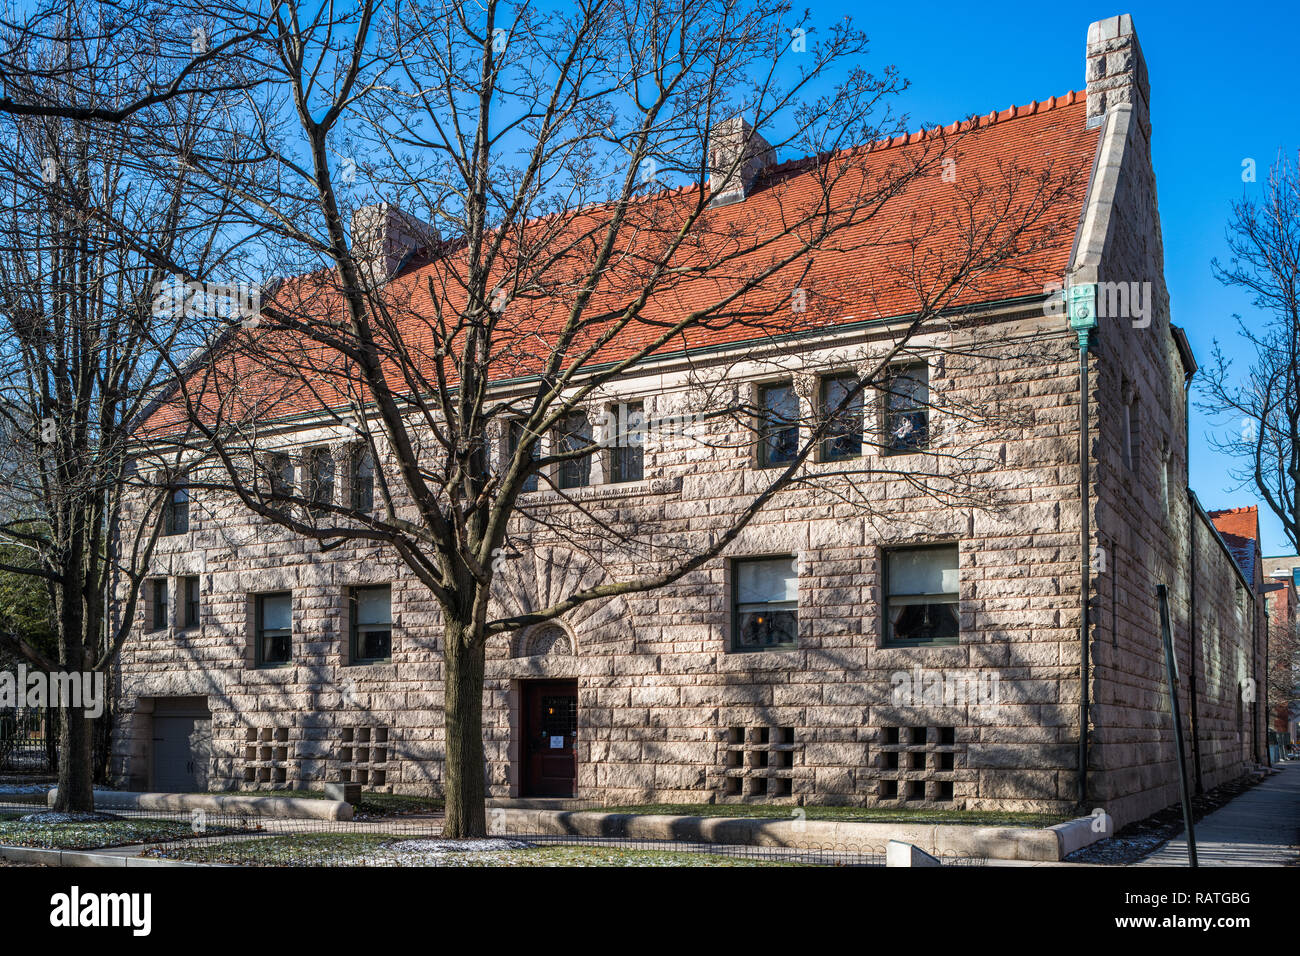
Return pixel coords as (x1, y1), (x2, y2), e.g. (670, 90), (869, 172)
(522, 680), (578, 797)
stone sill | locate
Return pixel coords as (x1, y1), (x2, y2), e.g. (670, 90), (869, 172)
(518, 475), (682, 504)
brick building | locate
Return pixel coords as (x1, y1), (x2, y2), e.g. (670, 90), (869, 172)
(1263, 554), (1299, 746)
(110, 14), (1266, 828)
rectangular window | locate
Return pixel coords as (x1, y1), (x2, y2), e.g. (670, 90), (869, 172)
(163, 484), (189, 535)
(263, 452), (293, 501)
(183, 576), (200, 629)
(820, 373), (863, 460)
(884, 544), (959, 646)
(609, 401), (645, 483)
(508, 419), (539, 493)
(732, 556), (799, 651)
(256, 592), (293, 666)
(306, 449), (334, 514)
(352, 448), (376, 512)
(351, 585), (393, 663)
(556, 412), (593, 490)
(1160, 447), (1171, 514)
(883, 363), (929, 453)
(150, 579), (168, 631)
(1124, 393), (1141, 471)
(758, 382), (798, 468)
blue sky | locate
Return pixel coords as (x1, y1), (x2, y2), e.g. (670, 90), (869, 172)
(818, 1), (1298, 555)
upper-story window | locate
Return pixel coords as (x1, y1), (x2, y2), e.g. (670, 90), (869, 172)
(255, 591), (293, 666)
(883, 544), (959, 645)
(1160, 443), (1171, 514)
(507, 419), (539, 493)
(758, 382), (798, 468)
(351, 447), (376, 511)
(883, 363), (929, 453)
(351, 585), (393, 663)
(182, 576), (200, 629)
(149, 578), (168, 631)
(163, 483), (189, 535)
(820, 373), (863, 460)
(732, 555), (799, 651)
(556, 411), (593, 490)
(306, 448), (334, 514)
(263, 452), (294, 510)
(609, 401), (645, 483)
(1124, 390), (1141, 471)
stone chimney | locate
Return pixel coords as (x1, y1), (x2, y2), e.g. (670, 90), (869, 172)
(1085, 14), (1150, 139)
(350, 202), (439, 285)
(708, 117), (776, 207)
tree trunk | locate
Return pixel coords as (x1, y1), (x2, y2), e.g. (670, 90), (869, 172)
(92, 694), (115, 785)
(53, 703), (95, 812)
(53, 593), (95, 813)
(441, 620), (487, 838)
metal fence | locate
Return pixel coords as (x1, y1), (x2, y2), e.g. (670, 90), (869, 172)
(0, 708), (55, 774)
(0, 800), (988, 867)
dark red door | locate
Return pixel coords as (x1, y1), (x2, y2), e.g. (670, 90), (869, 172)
(523, 680), (578, 797)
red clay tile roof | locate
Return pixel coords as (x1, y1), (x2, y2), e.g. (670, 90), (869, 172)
(1209, 506), (1261, 582)
(144, 91), (1099, 433)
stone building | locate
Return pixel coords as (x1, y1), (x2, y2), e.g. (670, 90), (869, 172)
(109, 14), (1266, 828)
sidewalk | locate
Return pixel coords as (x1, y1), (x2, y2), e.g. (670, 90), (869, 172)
(1138, 761), (1300, 866)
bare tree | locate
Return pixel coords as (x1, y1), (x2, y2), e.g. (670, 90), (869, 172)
(0, 5), (253, 811)
(0, 0), (270, 122)
(1200, 151), (1300, 553)
(1266, 599), (1298, 741)
(125, 0), (1086, 836)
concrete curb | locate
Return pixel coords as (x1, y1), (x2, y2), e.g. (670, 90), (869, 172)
(491, 810), (1104, 861)
(1048, 815), (1108, 857)
(0, 843), (215, 867)
(46, 788), (352, 822)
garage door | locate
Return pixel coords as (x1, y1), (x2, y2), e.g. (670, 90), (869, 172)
(152, 710), (212, 793)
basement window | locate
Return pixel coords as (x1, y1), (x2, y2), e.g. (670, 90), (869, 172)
(883, 544), (959, 646)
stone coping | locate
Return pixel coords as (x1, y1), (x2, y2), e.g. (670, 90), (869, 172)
(45, 789), (352, 822)
(490, 808), (1103, 862)
(0, 844), (212, 867)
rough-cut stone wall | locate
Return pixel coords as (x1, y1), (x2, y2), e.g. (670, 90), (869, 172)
(109, 324), (1260, 825)
(475, 326), (1089, 811)
(1073, 15), (1263, 826)
(112, 316), (1102, 815)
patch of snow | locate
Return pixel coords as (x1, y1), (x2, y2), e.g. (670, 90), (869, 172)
(0, 784), (53, 794)
(18, 811), (121, 823)
(382, 837), (533, 854)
